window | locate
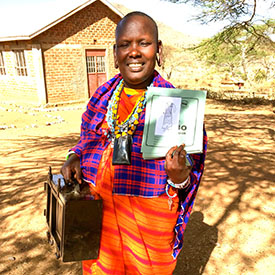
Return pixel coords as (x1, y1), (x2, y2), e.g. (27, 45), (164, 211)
(0, 51), (6, 75)
(86, 56), (96, 73)
(96, 56), (106, 73)
(86, 55), (106, 73)
(13, 50), (28, 76)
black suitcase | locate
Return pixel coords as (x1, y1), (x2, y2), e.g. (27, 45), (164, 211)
(44, 167), (103, 262)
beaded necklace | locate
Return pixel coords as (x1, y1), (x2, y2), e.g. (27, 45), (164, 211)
(106, 79), (147, 140)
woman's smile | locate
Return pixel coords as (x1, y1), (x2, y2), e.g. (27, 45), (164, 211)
(128, 62), (144, 71)
(114, 15), (162, 89)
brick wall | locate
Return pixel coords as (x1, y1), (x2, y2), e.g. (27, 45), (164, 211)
(0, 0), (121, 105)
(33, 0), (121, 103)
(0, 43), (40, 104)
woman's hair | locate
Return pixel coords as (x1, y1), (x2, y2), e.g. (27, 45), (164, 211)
(115, 11), (159, 42)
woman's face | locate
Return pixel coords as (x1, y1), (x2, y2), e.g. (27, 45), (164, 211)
(114, 15), (162, 89)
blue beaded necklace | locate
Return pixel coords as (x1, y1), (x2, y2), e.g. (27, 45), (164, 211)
(106, 79), (147, 140)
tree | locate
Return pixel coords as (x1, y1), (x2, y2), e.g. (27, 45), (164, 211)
(193, 19), (275, 87)
(162, 0), (275, 83)
(161, 0), (275, 43)
(160, 45), (188, 80)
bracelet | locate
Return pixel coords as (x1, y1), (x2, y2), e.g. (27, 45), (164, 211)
(165, 184), (177, 198)
(167, 176), (190, 189)
(66, 150), (76, 160)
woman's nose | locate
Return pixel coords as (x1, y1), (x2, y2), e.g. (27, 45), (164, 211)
(129, 43), (141, 57)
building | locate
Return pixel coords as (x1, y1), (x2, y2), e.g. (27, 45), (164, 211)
(221, 75), (245, 90)
(0, 0), (123, 105)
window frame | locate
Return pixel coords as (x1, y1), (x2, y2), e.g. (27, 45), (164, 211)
(13, 50), (28, 76)
(86, 55), (106, 74)
(96, 56), (106, 73)
(0, 51), (6, 76)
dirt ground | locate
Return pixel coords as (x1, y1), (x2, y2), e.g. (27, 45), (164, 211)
(0, 99), (274, 275)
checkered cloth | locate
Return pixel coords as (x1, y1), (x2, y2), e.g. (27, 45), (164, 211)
(70, 70), (207, 258)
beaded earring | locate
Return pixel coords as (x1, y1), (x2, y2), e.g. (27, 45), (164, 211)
(156, 53), (161, 67)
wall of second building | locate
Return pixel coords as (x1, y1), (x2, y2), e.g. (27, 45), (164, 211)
(33, 0), (121, 104)
(0, 42), (46, 105)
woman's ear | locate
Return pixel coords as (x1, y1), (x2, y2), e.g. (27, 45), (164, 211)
(113, 44), (119, 69)
(157, 40), (163, 67)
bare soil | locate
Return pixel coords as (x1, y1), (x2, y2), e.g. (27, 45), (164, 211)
(0, 99), (274, 275)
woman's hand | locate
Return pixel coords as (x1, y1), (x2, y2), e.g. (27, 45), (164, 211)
(60, 153), (82, 184)
(164, 144), (191, 183)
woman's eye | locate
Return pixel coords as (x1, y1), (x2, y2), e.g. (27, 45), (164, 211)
(119, 43), (129, 48)
(140, 41), (150, 46)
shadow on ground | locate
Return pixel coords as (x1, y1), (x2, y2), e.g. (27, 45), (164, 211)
(0, 105), (274, 274)
(0, 134), (82, 275)
(174, 211), (218, 274)
(174, 111), (274, 274)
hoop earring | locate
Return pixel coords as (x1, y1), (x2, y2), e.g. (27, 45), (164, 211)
(115, 63), (119, 69)
(156, 53), (161, 67)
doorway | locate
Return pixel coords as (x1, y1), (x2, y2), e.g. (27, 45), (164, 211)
(86, 49), (107, 97)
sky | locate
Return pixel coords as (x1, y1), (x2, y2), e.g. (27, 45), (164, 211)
(110, 0), (227, 38)
(110, 0), (275, 38)
(0, 0), (274, 38)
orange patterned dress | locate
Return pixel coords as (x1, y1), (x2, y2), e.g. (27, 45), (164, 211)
(82, 88), (179, 274)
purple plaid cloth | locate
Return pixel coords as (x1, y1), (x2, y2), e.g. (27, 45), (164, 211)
(70, 70), (207, 258)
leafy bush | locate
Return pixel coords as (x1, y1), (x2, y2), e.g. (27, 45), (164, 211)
(254, 69), (267, 82)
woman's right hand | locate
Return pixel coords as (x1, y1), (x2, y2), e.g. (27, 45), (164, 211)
(60, 153), (82, 184)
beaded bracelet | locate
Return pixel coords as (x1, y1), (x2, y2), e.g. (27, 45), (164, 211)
(66, 150), (76, 160)
(165, 184), (177, 198)
(167, 176), (190, 189)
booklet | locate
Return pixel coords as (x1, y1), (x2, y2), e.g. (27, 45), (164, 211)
(141, 87), (206, 159)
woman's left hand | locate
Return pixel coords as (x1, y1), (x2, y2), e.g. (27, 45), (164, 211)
(164, 144), (191, 183)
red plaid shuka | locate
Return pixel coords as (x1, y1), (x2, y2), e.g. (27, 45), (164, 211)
(70, 70), (207, 258)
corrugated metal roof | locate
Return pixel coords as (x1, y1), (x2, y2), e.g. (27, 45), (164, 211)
(0, 0), (123, 41)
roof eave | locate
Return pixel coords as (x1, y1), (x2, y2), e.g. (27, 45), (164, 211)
(0, 0), (124, 42)
(100, 0), (124, 18)
(0, 36), (32, 42)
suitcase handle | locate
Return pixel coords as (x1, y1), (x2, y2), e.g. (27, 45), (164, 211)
(48, 166), (81, 194)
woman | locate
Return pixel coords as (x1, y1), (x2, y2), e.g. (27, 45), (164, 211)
(61, 11), (207, 274)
